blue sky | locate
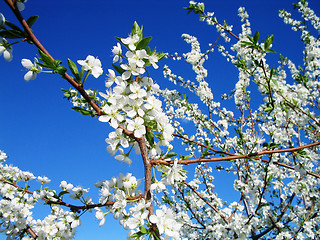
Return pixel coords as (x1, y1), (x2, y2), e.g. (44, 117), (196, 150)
(0, 0), (320, 239)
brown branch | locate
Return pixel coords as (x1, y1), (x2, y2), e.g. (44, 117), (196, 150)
(151, 141), (320, 178)
(4, 0), (103, 116)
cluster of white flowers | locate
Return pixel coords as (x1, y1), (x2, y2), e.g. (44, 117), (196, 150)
(98, 34), (174, 163)
(149, 205), (182, 240)
(94, 173), (153, 237)
(2, 1), (320, 239)
(0, 151), (80, 239)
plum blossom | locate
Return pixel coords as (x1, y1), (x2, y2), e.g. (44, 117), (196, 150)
(21, 58), (42, 81)
(149, 206), (182, 240)
(126, 49), (148, 68)
(105, 69), (122, 87)
(161, 159), (186, 185)
(112, 42), (122, 63)
(115, 149), (132, 165)
(121, 34), (139, 51)
(16, 0), (27, 11)
(129, 81), (147, 99)
(0, 38), (12, 62)
(148, 53), (159, 69)
(77, 55), (103, 78)
(98, 104), (124, 129)
(126, 117), (146, 138)
(120, 62), (145, 80)
(0, 150), (7, 161)
(95, 208), (106, 226)
(124, 199), (150, 230)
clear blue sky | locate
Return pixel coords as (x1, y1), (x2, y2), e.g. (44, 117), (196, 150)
(0, 0), (319, 239)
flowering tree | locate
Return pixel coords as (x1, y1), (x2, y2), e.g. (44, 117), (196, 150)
(1, 0), (320, 239)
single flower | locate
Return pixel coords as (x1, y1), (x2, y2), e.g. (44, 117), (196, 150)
(121, 34), (139, 51)
(111, 42), (122, 63)
(0, 38), (13, 62)
(77, 55), (103, 78)
(17, 0), (27, 11)
(21, 58), (42, 81)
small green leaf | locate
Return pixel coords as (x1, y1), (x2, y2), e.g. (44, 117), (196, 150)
(131, 21), (142, 39)
(68, 58), (80, 81)
(181, 154), (193, 160)
(264, 106), (273, 112)
(156, 52), (167, 61)
(253, 31), (259, 44)
(71, 107), (93, 116)
(54, 65), (67, 75)
(26, 15), (39, 27)
(0, 29), (25, 39)
(79, 66), (85, 80)
(146, 131), (155, 147)
(164, 152), (177, 159)
(112, 64), (125, 75)
(136, 36), (152, 50)
(264, 35), (274, 50)
(5, 21), (22, 31)
(265, 49), (276, 53)
(38, 49), (54, 67)
(139, 226), (148, 234)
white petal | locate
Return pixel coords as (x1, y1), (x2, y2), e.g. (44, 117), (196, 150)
(92, 67), (103, 78)
(21, 59), (33, 69)
(98, 115), (110, 122)
(3, 50), (12, 62)
(24, 71), (36, 81)
(17, 2), (25, 11)
(122, 71), (131, 80)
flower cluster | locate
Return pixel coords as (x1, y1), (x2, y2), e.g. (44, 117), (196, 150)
(0, 150), (80, 240)
(98, 31), (174, 164)
(94, 173), (153, 237)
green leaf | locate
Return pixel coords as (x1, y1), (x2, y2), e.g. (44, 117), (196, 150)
(0, 30), (25, 39)
(136, 36), (152, 50)
(68, 58), (80, 81)
(112, 64), (125, 75)
(71, 107), (93, 116)
(146, 131), (155, 147)
(26, 15), (39, 27)
(38, 49), (54, 67)
(201, 145), (212, 157)
(79, 66), (85, 80)
(253, 31), (259, 44)
(131, 21), (142, 39)
(139, 226), (148, 234)
(181, 154), (193, 160)
(264, 106), (273, 112)
(264, 34), (274, 50)
(265, 49), (276, 53)
(145, 119), (157, 131)
(156, 52), (167, 61)
(54, 65), (67, 75)
(5, 21), (22, 31)
(164, 152), (177, 159)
